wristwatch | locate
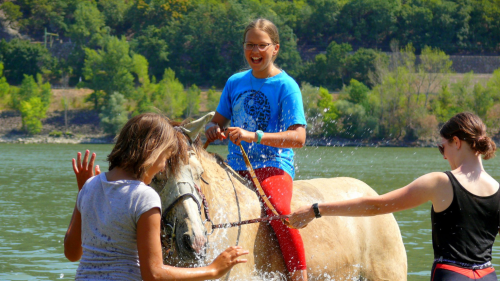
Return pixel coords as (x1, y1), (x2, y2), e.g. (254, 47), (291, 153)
(256, 130), (264, 144)
(312, 203), (321, 218)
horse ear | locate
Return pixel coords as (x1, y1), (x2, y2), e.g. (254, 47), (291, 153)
(180, 111), (215, 141)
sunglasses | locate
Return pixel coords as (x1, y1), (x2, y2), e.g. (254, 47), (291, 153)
(438, 144), (445, 155)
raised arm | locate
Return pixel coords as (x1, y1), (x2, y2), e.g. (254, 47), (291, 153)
(289, 172), (447, 229)
(137, 208), (248, 280)
(64, 150), (100, 262)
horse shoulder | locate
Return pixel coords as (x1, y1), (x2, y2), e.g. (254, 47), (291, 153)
(292, 177), (408, 280)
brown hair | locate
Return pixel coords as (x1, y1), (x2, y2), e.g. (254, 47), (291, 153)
(243, 18), (280, 62)
(440, 112), (497, 160)
(107, 113), (179, 180)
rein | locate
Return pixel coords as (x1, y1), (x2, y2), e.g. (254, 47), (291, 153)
(198, 141), (292, 230)
(195, 178), (291, 230)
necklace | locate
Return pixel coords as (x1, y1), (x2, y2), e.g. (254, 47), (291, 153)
(250, 68), (273, 94)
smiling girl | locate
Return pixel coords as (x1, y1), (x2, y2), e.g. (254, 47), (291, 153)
(205, 19), (308, 281)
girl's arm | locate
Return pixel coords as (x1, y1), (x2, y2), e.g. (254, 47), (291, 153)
(289, 172), (446, 229)
(137, 208), (248, 281)
(226, 125), (306, 148)
(205, 111), (306, 148)
(64, 150), (100, 262)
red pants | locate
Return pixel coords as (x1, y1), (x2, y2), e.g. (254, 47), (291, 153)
(238, 167), (307, 272)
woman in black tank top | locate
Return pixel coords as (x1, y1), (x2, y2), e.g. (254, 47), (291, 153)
(289, 112), (499, 281)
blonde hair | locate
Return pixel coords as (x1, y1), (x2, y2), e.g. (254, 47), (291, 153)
(107, 113), (178, 180)
(243, 18), (280, 62)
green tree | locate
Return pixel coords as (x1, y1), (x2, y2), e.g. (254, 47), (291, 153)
(472, 83), (494, 119)
(97, 0), (133, 33)
(19, 96), (46, 134)
(317, 87), (339, 136)
(300, 82), (323, 135)
(335, 100), (372, 139)
(294, 0), (340, 45)
(206, 86), (220, 112)
(418, 46), (453, 106)
(0, 63), (10, 99)
(184, 84), (200, 118)
(300, 41), (352, 90)
(13, 74), (51, 134)
(338, 0), (400, 47)
(99, 92), (129, 135)
(0, 39), (56, 85)
(67, 1), (107, 46)
(130, 25), (169, 81)
(486, 68), (500, 102)
(14, 0), (70, 36)
(431, 83), (460, 123)
(345, 48), (385, 87)
(81, 36), (135, 110)
(162, 2), (250, 86)
(152, 68), (185, 119)
(0, 2), (22, 25)
(346, 79), (370, 107)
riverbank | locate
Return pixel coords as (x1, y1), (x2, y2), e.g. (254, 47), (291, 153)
(1, 109), (496, 147)
(0, 131), (440, 147)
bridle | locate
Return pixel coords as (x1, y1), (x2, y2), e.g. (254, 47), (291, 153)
(159, 134), (290, 258)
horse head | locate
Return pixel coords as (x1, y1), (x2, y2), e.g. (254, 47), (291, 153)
(150, 112), (214, 265)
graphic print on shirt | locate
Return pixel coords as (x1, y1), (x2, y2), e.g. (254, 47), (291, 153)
(233, 90), (271, 131)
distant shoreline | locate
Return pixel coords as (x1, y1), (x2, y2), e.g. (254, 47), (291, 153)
(0, 134), (440, 147)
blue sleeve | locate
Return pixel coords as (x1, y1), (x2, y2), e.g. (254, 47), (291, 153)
(216, 80), (232, 120)
(281, 82), (307, 130)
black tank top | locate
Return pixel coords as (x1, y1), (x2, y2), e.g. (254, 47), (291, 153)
(432, 171), (500, 264)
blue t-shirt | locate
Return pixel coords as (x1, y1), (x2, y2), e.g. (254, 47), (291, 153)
(216, 69), (306, 178)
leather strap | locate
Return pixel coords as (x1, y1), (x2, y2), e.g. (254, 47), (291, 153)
(312, 203), (322, 218)
(239, 144), (280, 217)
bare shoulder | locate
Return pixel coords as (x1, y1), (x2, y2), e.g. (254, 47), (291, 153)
(412, 172), (449, 189)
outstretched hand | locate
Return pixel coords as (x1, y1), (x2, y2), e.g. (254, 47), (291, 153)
(288, 205), (316, 229)
(72, 150), (101, 191)
(209, 246), (249, 278)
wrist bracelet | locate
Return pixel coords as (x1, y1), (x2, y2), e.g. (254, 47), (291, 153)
(256, 130), (264, 144)
(312, 203), (321, 218)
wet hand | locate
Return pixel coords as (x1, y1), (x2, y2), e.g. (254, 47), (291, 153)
(210, 246), (248, 278)
(72, 150), (101, 191)
(205, 122), (227, 142)
(289, 205), (316, 229)
(226, 127), (255, 145)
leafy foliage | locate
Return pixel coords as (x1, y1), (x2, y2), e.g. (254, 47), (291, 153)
(13, 74), (52, 134)
(99, 92), (129, 135)
(0, 39), (56, 85)
(81, 36), (135, 110)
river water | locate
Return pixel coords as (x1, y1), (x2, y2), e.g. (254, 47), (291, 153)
(1, 143), (500, 280)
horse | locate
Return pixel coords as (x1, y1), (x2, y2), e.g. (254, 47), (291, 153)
(150, 113), (407, 280)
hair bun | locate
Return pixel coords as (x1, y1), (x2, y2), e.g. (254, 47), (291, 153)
(476, 135), (496, 160)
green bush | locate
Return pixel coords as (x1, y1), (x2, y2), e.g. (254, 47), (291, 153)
(49, 130), (63, 137)
(19, 97), (46, 135)
(99, 92), (129, 135)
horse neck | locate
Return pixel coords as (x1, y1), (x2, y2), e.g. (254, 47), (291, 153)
(197, 151), (260, 217)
